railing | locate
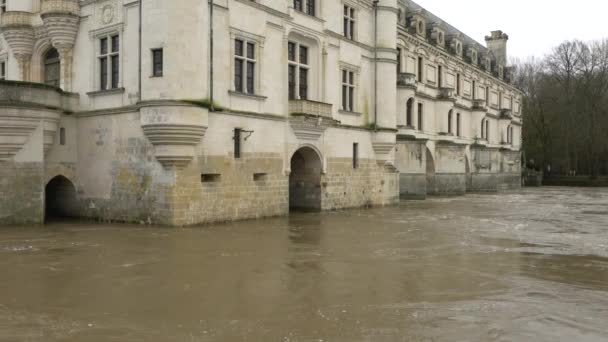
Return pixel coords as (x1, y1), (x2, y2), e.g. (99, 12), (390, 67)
(0, 11), (33, 27)
(438, 87), (456, 101)
(397, 73), (417, 87)
(41, 0), (80, 15)
(289, 99), (332, 118)
(500, 108), (513, 119)
(472, 99), (487, 111)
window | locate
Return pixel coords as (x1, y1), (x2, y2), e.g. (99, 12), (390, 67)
(288, 41), (309, 100)
(59, 127), (66, 145)
(234, 128), (242, 159)
(0, 61), (5, 80)
(447, 110), (453, 134)
(481, 119), (485, 139)
(294, 0), (315, 16)
(485, 87), (490, 106)
(499, 92), (502, 108)
(397, 48), (402, 73)
(472, 81), (476, 99)
(152, 48), (163, 77)
(44, 48), (60, 87)
(417, 103), (423, 131)
(341, 69), (355, 111)
(417, 57), (423, 82)
(234, 39), (256, 94)
(353, 143), (359, 169)
(343, 5), (355, 40)
(456, 73), (461, 95)
(486, 120), (490, 141)
(456, 113), (461, 137)
(406, 98), (414, 127)
(437, 65), (443, 87)
(0, 0), (5, 13)
(99, 35), (120, 90)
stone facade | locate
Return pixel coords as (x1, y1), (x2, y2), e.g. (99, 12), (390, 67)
(0, 0), (521, 226)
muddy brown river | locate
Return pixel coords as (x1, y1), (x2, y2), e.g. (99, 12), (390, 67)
(1, 187), (608, 341)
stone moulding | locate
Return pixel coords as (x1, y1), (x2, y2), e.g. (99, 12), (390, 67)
(372, 131), (396, 166)
(41, 0), (80, 15)
(139, 102), (209, 169)
(289, 113), (337, 141)
(0, 12), (35, 57)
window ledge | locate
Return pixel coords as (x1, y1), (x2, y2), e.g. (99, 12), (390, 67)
(149, 75), (163, 78)
(338, 109), (362, 116)
(87, 87), (125, 97)
(228, 90), (267, 101)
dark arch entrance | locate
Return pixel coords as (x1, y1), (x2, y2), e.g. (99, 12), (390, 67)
(44, 48), (60, 87)
(289, 147), (322, 211)
(45, 176), (78, 222)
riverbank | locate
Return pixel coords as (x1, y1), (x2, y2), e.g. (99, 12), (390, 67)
(543, 175), (608, 187)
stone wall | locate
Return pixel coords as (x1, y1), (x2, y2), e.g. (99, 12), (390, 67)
(0, 161), (44, 224)
(395, 140), (427, 199)
(322, 158), (399, 210)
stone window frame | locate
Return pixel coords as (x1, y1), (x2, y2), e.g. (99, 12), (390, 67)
(89, 24), (125, 93)
(339, 62), (359, 113)
(293, 0), (317, 17)
(288, 40), (310, 100)
(342, 3), (357, 41)
(229, 30), (265, 99)
(151, 48), (163, 77)
(0, 54), (7, 80)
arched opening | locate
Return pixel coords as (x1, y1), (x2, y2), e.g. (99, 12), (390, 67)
(289, 147), (323, 211)
(44, 48), (60, 87)
(425, 147), (435, 195)
(45, 176), (78, 222)
(406, 98), (414, 127)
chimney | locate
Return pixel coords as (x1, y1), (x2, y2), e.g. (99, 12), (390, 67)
(485, 30), (509, 64)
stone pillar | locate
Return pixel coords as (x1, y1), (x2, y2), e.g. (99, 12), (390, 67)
(372, 0), (398, 165)
(57, 47), (74, 91)
(16, 57), (33, 81)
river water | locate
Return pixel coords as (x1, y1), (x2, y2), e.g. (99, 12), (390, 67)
(1, 187), (607, 341)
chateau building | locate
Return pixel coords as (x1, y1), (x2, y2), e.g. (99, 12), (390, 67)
(0, 0), (522, 225)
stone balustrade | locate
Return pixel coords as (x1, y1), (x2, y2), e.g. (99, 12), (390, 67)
(289, 99), (333, 118)
(397, 73), (417, 88)
(438, 87), (456, 101)
(472, 99), (487, 111)
(41, 0), (80, 15)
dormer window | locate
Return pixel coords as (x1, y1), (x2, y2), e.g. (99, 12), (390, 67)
(449, 35), (463, 58)
(431, 24), (445, 48)
(466, 48), (478, 65)
(484, 57), (492, 72)
(498, 65), (504, 79)
(409, 12), (427, 38)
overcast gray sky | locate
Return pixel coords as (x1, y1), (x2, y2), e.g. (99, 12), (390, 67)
(415, 0), (608, 59)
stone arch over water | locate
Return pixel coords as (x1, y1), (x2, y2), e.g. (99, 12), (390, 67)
(45, 175), (78, 222)
(289, 147), (323, 211)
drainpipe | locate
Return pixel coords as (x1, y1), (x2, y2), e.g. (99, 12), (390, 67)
(138, 0), (142, 102)
(373, 0), (379, 131)
(209, 0), (214, 112)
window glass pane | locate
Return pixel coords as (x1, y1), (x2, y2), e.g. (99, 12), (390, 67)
(100, 38), (108, 55)
(349, 87), (354, 110)
(153, 49), (163, 76)
(350, 8), (355, 18)
(235, 59), (243, 92)
(299, 46), (308, 65)
(344, 5), (348, 15)
(246, 61), (254, 93)
(306, 0), (315, 15)
(288, 65), (296, 99)
(247, 42), (255, 59)
(342, 85), (347, 110)
(294, 0), (302, 11)
(100, 57), (107, 90)
(299, 68), (308, 100)
(235, 39), (243, 57)
(349, 71), (354, 85)
(288, 42), (296, 62)
(350, 21), (354, 39)
(111, 55), (119, 88)
(111, 35), (119, 53)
